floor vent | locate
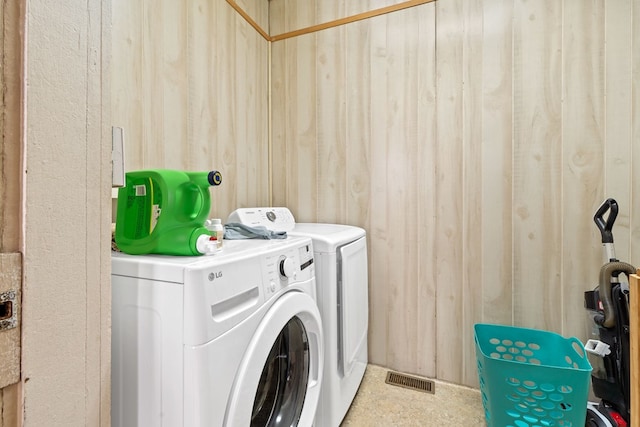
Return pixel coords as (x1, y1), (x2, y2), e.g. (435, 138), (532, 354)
(385, 371), (435, 394)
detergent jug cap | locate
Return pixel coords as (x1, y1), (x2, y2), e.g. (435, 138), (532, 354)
(211, 218), (222, 225)
(207, 171), (222, 186)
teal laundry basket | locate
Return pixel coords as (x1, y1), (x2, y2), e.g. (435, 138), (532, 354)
(474, 324), (592, 427)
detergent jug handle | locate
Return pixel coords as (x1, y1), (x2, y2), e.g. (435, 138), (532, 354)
(593, 198), (617, 244)
(185, 170), (221, 219)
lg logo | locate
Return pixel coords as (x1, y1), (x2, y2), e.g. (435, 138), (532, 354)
(208, 271), (222, 281)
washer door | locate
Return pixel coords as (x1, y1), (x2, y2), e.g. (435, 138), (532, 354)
(226, 291), (324, 427)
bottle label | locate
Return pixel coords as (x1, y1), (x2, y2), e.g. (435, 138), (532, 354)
(122, 177), (163, 239)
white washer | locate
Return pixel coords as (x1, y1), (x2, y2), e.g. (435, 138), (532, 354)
(227, 208), (369, 427)
(289, 224), (368, 427)
(111, 237), (324, 427)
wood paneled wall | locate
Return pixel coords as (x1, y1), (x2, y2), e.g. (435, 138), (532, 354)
(114, 0), (640, 388)
(270, 0), (640, 387)
(112, 0), (270, 220)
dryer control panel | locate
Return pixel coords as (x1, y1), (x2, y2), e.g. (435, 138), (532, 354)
(227, 207), (296, 232)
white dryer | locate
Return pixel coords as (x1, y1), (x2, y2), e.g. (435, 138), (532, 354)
(289, 224), (368, 427)
(227, 209), (369, 427)
(111, 237), (324, 427)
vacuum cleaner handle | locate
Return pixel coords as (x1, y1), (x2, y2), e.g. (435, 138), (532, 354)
(594, 198), (618, 244)
(596, 261), (637, 328)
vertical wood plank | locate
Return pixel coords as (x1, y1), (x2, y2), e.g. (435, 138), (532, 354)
(384, 8), (420, 373)
(247, 16), (269, 208)
(285, 33), (318, 221)
(367, 12), (390, 366)
(512, 0), (563, 332)
(140, 0), (164, 166)
(216, 2), (238, 215)
(235, 13), (250, 206)
(161, 0), (188, 168)
(316, 25), (347, 223)
(268, 0), (286, 35)
(190, 0), (230, 215)
(270, 39), (287, 208)
(284, 3), (318, 221)
(604, 0), (633, 262)
(435, 0), (464, 384)
(234, 14), (269, 209)
(346, 0), (372, 17)
(188, 0), (217, 171)
(111, 0), (143, 169)
(461, 0), (484, 386)
(415, 1), (437, 379)
(562, 0), (605, 336)
(481, 0), (514, 327)
(345, 19), (372, 229)
(317, 0), (343, 24)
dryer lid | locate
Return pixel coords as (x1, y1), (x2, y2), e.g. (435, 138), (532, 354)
(290, 223), (366, 252)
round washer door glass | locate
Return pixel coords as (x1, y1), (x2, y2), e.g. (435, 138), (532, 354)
(251, 316), (309, 427)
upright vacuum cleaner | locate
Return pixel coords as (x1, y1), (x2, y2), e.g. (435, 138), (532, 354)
(584, 199), (636, 427)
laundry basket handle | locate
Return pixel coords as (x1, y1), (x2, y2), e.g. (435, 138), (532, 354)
(593, 198), (618, 244)
(567, 337), (588, 362)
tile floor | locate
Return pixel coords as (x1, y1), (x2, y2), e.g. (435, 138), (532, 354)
(340, 364), (486, 426)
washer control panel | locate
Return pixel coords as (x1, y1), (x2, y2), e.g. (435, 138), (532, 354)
(261, 240), (314, 298)
(227, 207), (296, 232)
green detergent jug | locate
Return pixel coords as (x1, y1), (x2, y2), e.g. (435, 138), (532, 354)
(115, 169), (222, 256)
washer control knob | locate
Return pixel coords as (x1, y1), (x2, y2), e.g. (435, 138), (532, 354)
(279, 257), (295, 278)
(269, 281), (277, 292)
